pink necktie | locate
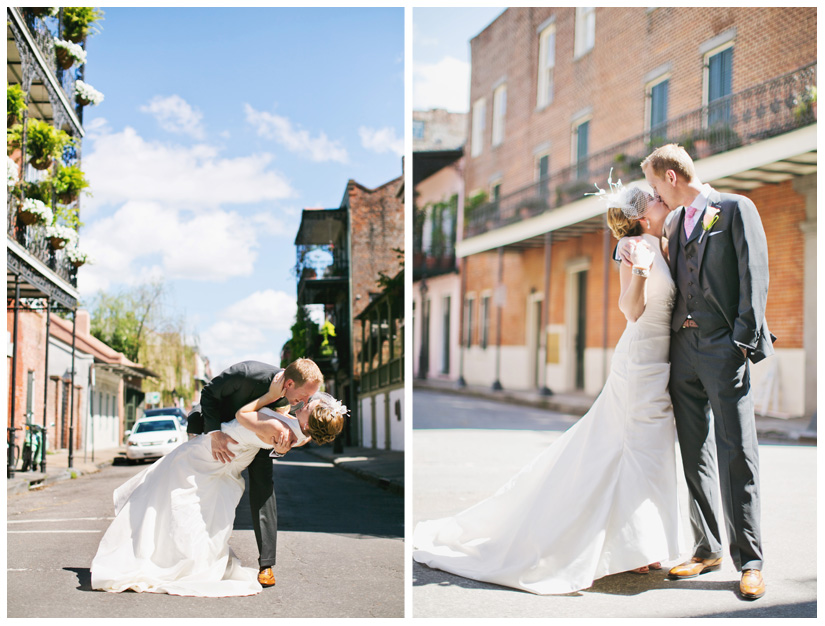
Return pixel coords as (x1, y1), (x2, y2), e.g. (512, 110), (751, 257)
(684, 206), (698, 237)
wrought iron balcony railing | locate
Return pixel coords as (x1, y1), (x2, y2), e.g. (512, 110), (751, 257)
(18, 7), (85, 123)
(6, 194), (79, 288)
(465, 62), (816, 238)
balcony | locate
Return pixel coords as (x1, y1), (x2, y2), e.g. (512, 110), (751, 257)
(7, 193), (78, 304)
(465, 62), (817, 239)
(294, 208), (349, 306)
(7, 8), (85, 134)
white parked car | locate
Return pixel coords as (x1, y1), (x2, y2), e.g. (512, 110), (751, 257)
(125, 416), (187, 462)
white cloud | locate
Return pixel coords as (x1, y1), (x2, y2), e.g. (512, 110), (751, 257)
(81, 126), (294, 216)
(140, 95), (205, 139)
(198, 289), (297, 374)
(244, 104), (349, 164)
(359, 126), (404, 156)
(77, 200), (261, 295)
(413, 55), (470, 112)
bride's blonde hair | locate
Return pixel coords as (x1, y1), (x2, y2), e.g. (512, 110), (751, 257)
(306, 392), (346, 445)
(607, 207), (643, 240)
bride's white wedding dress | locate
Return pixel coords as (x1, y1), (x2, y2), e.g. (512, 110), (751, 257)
(413, 233), (683, 595)
(91, 410), (300, 597)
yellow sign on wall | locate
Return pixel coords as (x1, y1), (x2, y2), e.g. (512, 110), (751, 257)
(546, 332), (560, 364)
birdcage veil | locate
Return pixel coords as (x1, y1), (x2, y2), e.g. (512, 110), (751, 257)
(585, 168), (650, 219)
(310, 391), (349, 418)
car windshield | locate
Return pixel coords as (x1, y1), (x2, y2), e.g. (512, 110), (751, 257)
(134, 420), (177, 433)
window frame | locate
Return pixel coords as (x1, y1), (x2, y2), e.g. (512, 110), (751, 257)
(471, 97), (486, 157)
(537, 21), (556, 109)
(491, 83), (507, 147)
(574, 7), (595, 59)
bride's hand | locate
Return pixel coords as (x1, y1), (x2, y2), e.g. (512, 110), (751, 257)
(210, 431), (238, 463)
(630, 239), (655, 270)
(272, 430), (294, 455)
(617, 236), (640, 266)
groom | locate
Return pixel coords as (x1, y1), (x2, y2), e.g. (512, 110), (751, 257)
(627, 143), (773, 600)
(187, 358), (323, 587)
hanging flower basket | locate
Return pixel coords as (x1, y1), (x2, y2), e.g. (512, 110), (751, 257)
(65, 245), (91, 268)
(53, 38), (87, 69)
(55, 46), (74, 70)
(30, 154), (54, 170)
(44, 224), (76, 250)
(74, 80), (104, 107)
(57, 191), (78, 205)
(17, 199), (53, 227)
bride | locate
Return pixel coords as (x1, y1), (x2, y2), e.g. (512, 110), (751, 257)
(413, 178), (683, 595)
(91, 391), (345, 597)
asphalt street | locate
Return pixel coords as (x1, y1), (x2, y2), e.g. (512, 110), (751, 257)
(412, 390), (817, 618)
(7, 447), (404, 618)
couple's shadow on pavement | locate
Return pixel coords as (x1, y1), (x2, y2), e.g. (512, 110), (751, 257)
(413, 560), (740, 598)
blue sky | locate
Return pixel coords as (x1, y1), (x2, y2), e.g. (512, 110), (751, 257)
(413, 7), (505, 112)
(76, 7), (404, 374)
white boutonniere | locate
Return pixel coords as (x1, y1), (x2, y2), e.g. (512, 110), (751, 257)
(698, 206), (720, 244)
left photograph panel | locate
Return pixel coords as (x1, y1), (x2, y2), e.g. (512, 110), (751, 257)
(7, 6), (404, 617)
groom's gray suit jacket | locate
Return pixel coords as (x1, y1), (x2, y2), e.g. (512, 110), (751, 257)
(664, 187), (774, 362)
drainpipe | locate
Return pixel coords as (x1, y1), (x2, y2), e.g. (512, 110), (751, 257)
(541, 232), (553, 396)
(492, 247), (504, 391)
(41, 300), (50, 473)
(68, 311), (76, 469)
(8, 275), (20, 478)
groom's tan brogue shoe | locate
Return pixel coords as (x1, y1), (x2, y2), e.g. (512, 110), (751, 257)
(667, 557), (722, 580)
(258, 567), (276, 587)
(739, 569), (765, 600)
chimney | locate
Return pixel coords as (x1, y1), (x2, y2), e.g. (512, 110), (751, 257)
(75, 309), (91, 337)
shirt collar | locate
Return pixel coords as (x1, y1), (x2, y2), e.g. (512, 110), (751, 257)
(688, 184), (713, 212)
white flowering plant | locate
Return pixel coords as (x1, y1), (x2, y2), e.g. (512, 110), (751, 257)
(21, 198), (54, 224)
(65, 245), (92, 266)
(74, 80), (104, 106)
(44, 223), (77, 245)
(7, 156), (19, 189)
(53, 38), (87, 65)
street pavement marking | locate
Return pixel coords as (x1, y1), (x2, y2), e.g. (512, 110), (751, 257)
(8, 530), (102, 533)
(8, 517), (114, 523)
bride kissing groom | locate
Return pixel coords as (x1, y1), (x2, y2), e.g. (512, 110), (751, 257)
(91, 358), (346, 597)
(414, 143), (772, 602)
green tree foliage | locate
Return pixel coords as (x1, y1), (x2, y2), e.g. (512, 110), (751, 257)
(89, 281), (164, 363)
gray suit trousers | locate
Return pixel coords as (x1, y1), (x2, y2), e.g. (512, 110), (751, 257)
(247, 448), (278, 568)
(669, 326), (763, 572)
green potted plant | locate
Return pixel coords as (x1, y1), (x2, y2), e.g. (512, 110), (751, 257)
(22, 118), (74, 170)
(53, 38), (87, 70)
(29, 7), (58, 19)
(62, 7), (104, 43)
(7, 155), (19, 190)
(52, 163), (89, 204)
(794, 85), (817, 121)
(7, 84), (27, 127)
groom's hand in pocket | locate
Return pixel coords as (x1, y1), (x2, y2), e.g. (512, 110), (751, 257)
(210, 431), (238, 463)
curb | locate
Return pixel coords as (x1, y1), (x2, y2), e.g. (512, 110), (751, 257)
(302, 448), (404, 497)
(7, 457), (115, 495)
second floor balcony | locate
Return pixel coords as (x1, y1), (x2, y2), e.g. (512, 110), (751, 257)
(294, 207), (349, 306)
(464, 62), (817, 240)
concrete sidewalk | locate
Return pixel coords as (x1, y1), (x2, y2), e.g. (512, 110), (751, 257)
(7, 440), (404, 497)
(414, 378), (817, 445)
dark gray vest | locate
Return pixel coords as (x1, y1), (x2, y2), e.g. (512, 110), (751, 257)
(671, 217), (703, 332)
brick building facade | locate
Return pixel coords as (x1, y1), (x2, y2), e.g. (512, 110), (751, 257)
(456, 7), (816, 418)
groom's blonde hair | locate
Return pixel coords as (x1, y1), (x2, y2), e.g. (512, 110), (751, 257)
(641, 144), (696, 182)
(283, 358), (323, 387)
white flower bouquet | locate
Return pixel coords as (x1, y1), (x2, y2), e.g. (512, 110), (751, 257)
(74, 80), (104, 106)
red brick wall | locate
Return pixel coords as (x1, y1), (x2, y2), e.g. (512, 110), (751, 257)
(348, 176), (405, 374)
(465, 7), (817, 197)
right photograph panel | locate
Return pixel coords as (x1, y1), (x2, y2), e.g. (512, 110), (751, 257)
(411, 6), (817, 618)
